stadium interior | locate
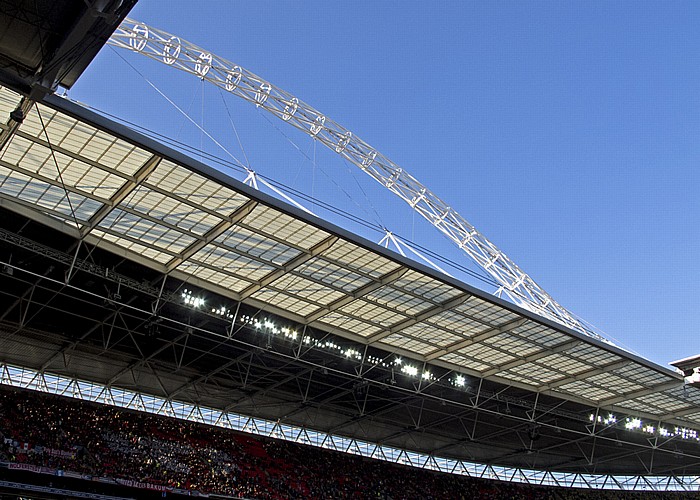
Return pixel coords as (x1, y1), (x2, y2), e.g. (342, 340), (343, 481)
(0, 1), (699, 498)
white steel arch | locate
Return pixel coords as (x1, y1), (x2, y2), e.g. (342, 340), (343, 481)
(107, 20), (607, 343)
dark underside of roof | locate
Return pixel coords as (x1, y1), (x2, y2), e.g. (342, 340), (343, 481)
(0, 0), (136, 95)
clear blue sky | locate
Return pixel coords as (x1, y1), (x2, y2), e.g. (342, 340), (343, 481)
(70, 1), (700, 367)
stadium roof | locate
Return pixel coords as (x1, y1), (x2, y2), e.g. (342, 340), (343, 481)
(1, 84), (700, 476)
(0, 86), (695, 419)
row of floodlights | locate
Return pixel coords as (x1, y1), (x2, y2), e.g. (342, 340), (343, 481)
(589, 413), (699, 441)
(181, 292), (470, 389)
(182, 290), (235, 319)
(238, 314), (468, 387)
(182, 289), (205, 308)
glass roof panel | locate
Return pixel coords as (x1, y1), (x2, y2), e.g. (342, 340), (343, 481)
(268, 274), (346, 306)
(364, 285), (434, 316)
(216, 225), (300, 266)
(122, 185), (221, 236)
(0, 87), (22, 117)
(92, 229), (174, 264)
(147, 160), (249, 213)
(244, 205), (330, 250)
(392, 270), (463, 303)
(249, 289), (320, 317)
(338, 299), (408, 328)
(189, 244), (274, 281)
(98, 208), (196, 254)
(456, 297), (521, 324)
(556, 381), (617, 401)
(294, 257), (372, 293)
(323, 240), (401, 278)
(427, 309), (486, 335)
(504, 363), (564, 384)
(316, 313), (382, 337)
(186, 266), (250, 292)
(482, 334), (544, 358)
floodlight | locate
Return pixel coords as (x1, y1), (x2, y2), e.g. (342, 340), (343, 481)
(625, 418), (642, 430)
(402, 365), (418, 377)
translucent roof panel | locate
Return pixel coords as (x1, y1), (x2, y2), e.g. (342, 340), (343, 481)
(323, 240), (402, 279)
(181, 264), (251, 293)
(294, 257), (373, 293)
(146, 160), (250, 214)
(338, 299), (408, 328)
(482, 333), (544, 359)
(566, 344), (624, 367)
(456, 296), (522, 325)
(438, 352), (491, 373)
(535, 353), (591, 376)
(364, 285), (434, 316)
(401, 324), (465, 348)
(316, 313), (383, 338)
(98, 208), (197, 254)
(0, 87), (22, 118)
(267, 274), (345, 306)
(584, 373), (643, 394)
(503, 362), (565, 385)
(92, 229), (174, 264)
(244, 205), (331, 250)
(426, 309), (486, 336)
(189, 244), (275, 282)
(510, 323), (571, 348)
(392, 270), (464, 304)
(630, 393), (689, 413)
(215, 224), (300, 266)
(0, 166), (100, 223)
(120, 185), (222, 236)
(2, 134), (125, 201)
(456, 343), (516, 366)
(556, 381), (618, 401)
(249, 289), (320, 318)
(21, 105), (151, 178)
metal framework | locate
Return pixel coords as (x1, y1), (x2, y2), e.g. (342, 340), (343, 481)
(106, 19), (605, 343)
(2, 363), (698, 492)
(1, 77), (700, 488)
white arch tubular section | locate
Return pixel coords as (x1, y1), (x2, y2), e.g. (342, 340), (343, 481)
(107, 20), (606, 343)
(1, 363), (698, 493)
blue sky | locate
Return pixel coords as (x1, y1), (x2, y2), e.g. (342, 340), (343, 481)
(70, 1), (700, 367)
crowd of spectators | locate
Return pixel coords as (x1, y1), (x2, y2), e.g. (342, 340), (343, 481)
(0, 386), (696, 499)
